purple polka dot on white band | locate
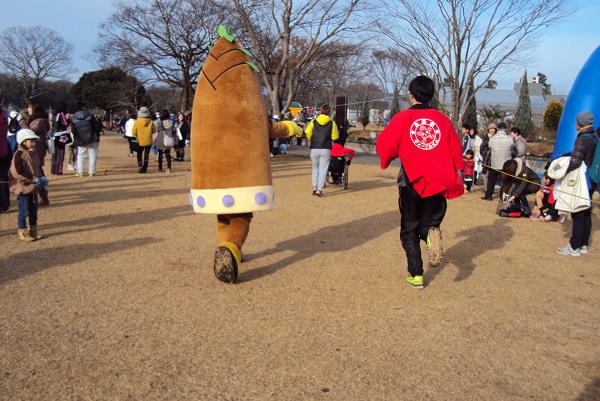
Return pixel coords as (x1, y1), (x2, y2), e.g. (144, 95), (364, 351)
(255, 192), (267, 205)
(222, 195), (235, 207)
(197, 196), (206, 208)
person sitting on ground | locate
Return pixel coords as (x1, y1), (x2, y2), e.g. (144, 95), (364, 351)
(500, 158), (541, 216)
(530, 172), (561, 222)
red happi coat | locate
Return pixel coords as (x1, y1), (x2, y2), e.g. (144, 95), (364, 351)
(376, 105), (464, 199)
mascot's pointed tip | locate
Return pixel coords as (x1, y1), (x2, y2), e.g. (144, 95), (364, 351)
(218, 25), (235, 42)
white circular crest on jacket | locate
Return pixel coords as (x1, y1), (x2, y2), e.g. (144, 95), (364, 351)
(410, 118), (441, 150)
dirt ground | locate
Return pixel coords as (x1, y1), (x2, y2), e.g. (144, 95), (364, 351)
(1, 135), (599, 400)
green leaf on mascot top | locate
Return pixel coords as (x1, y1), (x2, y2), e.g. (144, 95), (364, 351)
(238, 48), (252, 57)
(218, 25), (234, 42)
(246, 62), (260, 73)
(207, 44), (212, 52)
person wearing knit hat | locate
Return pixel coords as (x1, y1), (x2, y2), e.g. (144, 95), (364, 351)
(482, 120), (513, 200)
(132, 107), (156, 173)
(9, 128), (47, 241)
(576, 110), (594, 127)
(557, 110), (597, 256)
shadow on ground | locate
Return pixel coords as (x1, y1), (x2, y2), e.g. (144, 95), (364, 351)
(241, 210), (398, 283)
(0, 237), (160, 284)
(576, 375), (600, 401)
(425, 218), (514, 285)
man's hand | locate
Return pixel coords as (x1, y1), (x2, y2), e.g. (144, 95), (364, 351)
(346, 159), (351, 166)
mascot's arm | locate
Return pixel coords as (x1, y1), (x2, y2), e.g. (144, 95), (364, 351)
(269, 120), (303, 138)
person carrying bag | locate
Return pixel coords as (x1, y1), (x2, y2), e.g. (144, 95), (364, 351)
(155, 110), (174, 173)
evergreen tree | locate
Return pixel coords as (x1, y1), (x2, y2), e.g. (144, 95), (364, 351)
(462, 82), (478, 131)
(543, 100), (564, 131)
(514, 70), (533, 139)
(390, 84), (400, 118)
(360, 98), (370, 129)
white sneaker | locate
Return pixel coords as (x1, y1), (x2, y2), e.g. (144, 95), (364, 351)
(67, 164), (74, 170)
(556, 244), (581, 256)
(580, 245), (589, 254)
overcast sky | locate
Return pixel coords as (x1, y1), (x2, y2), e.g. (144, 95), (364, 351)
(0, 0), (598, 95)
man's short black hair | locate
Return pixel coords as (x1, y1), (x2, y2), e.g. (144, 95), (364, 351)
(409, 75), (434, 104)
(461, 123), (471, 130)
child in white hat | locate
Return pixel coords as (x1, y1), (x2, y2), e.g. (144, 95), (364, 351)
(9, 129), (48, 241)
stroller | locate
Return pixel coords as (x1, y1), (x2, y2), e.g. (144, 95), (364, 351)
(327, 155), (349, 190)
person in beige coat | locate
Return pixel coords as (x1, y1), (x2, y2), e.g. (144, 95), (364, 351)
(155, 109), (174, 173)
(9, 129), (48, 241)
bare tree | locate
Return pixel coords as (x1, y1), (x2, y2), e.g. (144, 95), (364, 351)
(233, 0), (365, 116)
(94, 0), (234, 111)
(0, 26), (76, 102)
(374, 0), (575, 127)
(293, 40), (365, 109)
(370, 49), (417, 94)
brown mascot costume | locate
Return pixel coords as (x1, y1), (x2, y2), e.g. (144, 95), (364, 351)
(190, 26), (302, 284)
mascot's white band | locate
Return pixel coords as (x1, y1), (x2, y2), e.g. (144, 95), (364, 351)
(190, 186), (274, 214)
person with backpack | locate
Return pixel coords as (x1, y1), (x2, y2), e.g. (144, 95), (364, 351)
(71, 102), (101, 177)
(7, 103), (28, 155)
(304, 104), (339, 197)
(155, 109), (174, 173)
(556, 111), (597, 256)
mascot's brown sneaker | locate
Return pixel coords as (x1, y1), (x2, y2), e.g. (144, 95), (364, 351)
(426, 227), (443, 267)
(214, 242), (242, 283)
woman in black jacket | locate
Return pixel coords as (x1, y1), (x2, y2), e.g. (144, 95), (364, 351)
(174, 112), (189, 161)
(557, 111), (597, 256)
(501, 158), (541, 215)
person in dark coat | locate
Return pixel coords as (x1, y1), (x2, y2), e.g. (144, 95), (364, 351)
(557, 111), (597, 256)
(71, 102), (101, 177)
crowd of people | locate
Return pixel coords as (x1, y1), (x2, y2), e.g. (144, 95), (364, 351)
(118, 109), (191, 171)
(0, 100), (191, 242)
(1, 81), (599, 286)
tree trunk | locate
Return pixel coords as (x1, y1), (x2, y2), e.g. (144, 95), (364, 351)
(180, 69), (192, 111)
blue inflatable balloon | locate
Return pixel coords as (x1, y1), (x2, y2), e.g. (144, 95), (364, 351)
(553, 45), (600, 159)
